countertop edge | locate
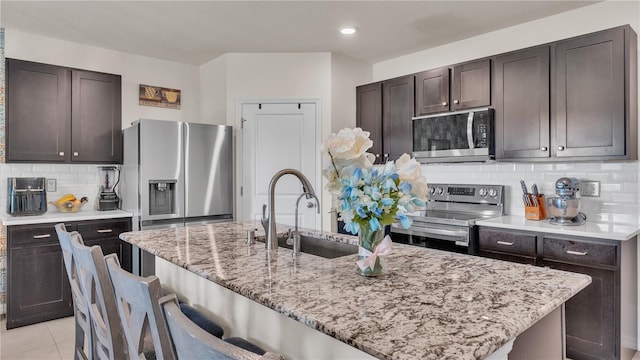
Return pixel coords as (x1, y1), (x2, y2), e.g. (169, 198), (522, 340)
(476, 215), (640, 241)
(1, 210), (133, 226)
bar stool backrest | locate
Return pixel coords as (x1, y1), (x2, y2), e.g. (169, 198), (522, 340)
(55, 223), (93, 360)
(105, 254), (176, 360)
(70, 235), (127, 360)
(159, 294), (284, 360)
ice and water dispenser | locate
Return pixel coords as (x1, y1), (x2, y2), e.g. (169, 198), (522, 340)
(148, 180), (176, 215)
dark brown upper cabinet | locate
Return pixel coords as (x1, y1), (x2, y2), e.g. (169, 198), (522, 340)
(552, 26), (636, 160)
(356, 76), (414, 163)
(415, 58), (490, 116)
(6, 60), (71, 163)
(493, 46), (550, 159)
(6, 59), (123, 164)
(382, 75), (414, 161)
(356, 82), (383, 161)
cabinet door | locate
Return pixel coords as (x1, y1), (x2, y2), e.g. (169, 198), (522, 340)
(356, 82), (383, 162)
(494, 47), (550, 159)
(6, 59), (71, 163)
(7, 225), (73, 329)
(415, 67), (450, 116)
(553, 27), (626, 158)
(71, 70), (122, 163)
(452, 59), (491, 111)
(382, 75), (414, 161)
(542, 261), (617, 360)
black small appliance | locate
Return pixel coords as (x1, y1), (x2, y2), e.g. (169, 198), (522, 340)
(7, 177), (47, 216)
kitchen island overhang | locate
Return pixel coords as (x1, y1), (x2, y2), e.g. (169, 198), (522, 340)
(120, 221), (591, 359)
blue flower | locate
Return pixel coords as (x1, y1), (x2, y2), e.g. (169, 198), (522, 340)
(397, 213), (412, 229)
(380, 197), (394, 207)
(344, 221), (360, 235)
(355, 205), (367, 219)
(399, 181), (412, 194)
(369, 217), (381, 231)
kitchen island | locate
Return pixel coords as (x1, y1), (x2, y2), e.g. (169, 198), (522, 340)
(120, 221), (591, 359)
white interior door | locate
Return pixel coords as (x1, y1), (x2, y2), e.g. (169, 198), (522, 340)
(241, 102), (320, 230)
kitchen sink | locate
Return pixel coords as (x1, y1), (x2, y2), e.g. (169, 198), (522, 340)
(283, 234), (357, 258)
(277, 234), (358, 259)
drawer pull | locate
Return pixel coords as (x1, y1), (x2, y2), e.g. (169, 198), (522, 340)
(97, 229), (113, 233)
(33, 234), (51, 239)
(496, 241), (514, 246)
(566, 250), (588, 256)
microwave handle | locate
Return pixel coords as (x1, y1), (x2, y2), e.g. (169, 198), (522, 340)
(467, 111), (475, 149)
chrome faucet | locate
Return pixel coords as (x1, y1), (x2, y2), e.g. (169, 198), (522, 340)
(291, 191), (320, 256)
(261, 169), (318, 251)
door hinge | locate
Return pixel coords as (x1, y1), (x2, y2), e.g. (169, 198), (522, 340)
(240, 186), (243, 196)
(241, 117), (246, 129)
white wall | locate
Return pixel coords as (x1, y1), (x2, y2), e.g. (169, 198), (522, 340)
(5, 29), (201, 129)
(330, 53), (372, 132)
(199, 55), (227, 125)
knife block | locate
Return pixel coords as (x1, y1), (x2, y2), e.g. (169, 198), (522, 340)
(525, 195), (547, 220)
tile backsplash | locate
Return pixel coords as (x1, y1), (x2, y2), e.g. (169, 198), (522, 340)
(422, 160), (640, 225)
(0, 163), (110, 211)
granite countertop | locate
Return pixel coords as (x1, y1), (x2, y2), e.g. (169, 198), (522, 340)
(120, 221), (591, 360)
(476, 215), (640, 241)
(0, 209), (133, 226)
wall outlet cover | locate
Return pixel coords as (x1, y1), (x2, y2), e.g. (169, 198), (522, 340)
(580, 180), (600, 197)
(46, 178), (57, 192)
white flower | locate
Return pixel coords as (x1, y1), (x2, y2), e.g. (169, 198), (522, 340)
(322, 128), (373, 161)
(396, 153), (429, 200)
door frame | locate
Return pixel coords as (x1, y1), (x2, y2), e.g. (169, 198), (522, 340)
(235, 98), (323, 228)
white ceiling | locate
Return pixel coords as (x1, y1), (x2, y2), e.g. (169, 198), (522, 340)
(1, 1), (599, 66)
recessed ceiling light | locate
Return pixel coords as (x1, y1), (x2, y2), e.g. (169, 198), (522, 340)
(340, 27), (357, 35)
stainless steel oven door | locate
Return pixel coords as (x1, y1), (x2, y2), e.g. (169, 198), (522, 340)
(391, 221), (469, 247)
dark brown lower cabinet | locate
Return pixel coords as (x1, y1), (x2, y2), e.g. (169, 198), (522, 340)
(7, 217), (131, 329)
(477, 227), (636, 360)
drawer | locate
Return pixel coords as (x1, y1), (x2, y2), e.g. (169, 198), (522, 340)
(542, 237), (617, 268)
(478, 228), (537, 256)
(77, 219), (131, 241)
(8, 222), (77, 246)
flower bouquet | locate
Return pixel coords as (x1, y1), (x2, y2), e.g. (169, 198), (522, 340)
(322, 128), (428, 276)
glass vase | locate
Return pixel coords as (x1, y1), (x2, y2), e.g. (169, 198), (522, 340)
(356, 225), (386, 276)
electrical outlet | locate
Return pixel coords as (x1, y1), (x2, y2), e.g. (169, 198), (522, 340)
(580, 180), (600, 197)
(46, 178), (57, 192)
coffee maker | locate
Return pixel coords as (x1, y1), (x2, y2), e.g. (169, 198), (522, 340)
(97, 166), (121, 211)
(547, 177), (587, 225)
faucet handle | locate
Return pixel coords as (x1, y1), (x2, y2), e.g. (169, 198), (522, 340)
(261, 204), (268, 229)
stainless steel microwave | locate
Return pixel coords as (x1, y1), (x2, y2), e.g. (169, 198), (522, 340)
(412, 108), (494, 163)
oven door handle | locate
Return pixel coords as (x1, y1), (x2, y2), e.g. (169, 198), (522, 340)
(410, 227), (468, 240)
(467, 111), (475, 150)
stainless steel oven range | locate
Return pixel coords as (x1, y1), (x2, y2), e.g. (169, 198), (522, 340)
(391, 183), (505, 255)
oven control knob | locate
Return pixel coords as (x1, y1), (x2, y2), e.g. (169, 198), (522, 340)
(429, 187), (436, 195)
(488, 188), (498, 198)
(435, 187), (444, 195)
(478, 188), (488, 197)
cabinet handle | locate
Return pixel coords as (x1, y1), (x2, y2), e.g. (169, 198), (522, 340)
(557, 146), (565, 151)
(97, 229), (113, 233)
(441, 101), (448, 106)
(383, 154), (389, 159)
(73, 152), (79, 157)
(58, 152), (65, 157)
(496, 241), (514, 246)
(566, 250), (588, 256)
(375, 154), (380, 158)
(33, 234), (51, 239)
(540, 146), (548, 151)
(453, 100), (459, 104)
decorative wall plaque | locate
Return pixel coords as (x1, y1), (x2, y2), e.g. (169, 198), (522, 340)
(139, 84), (181, 109)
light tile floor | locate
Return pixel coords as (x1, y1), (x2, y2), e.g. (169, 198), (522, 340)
(0, 316), (75, 360)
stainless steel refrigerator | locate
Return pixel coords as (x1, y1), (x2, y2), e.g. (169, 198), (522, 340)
(121, 119), (233, 273)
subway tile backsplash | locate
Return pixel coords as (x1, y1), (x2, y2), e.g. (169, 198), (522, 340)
(422, 160), (640, 225)
(0, 163), (106, 211)
(0, 161), (638, 225)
